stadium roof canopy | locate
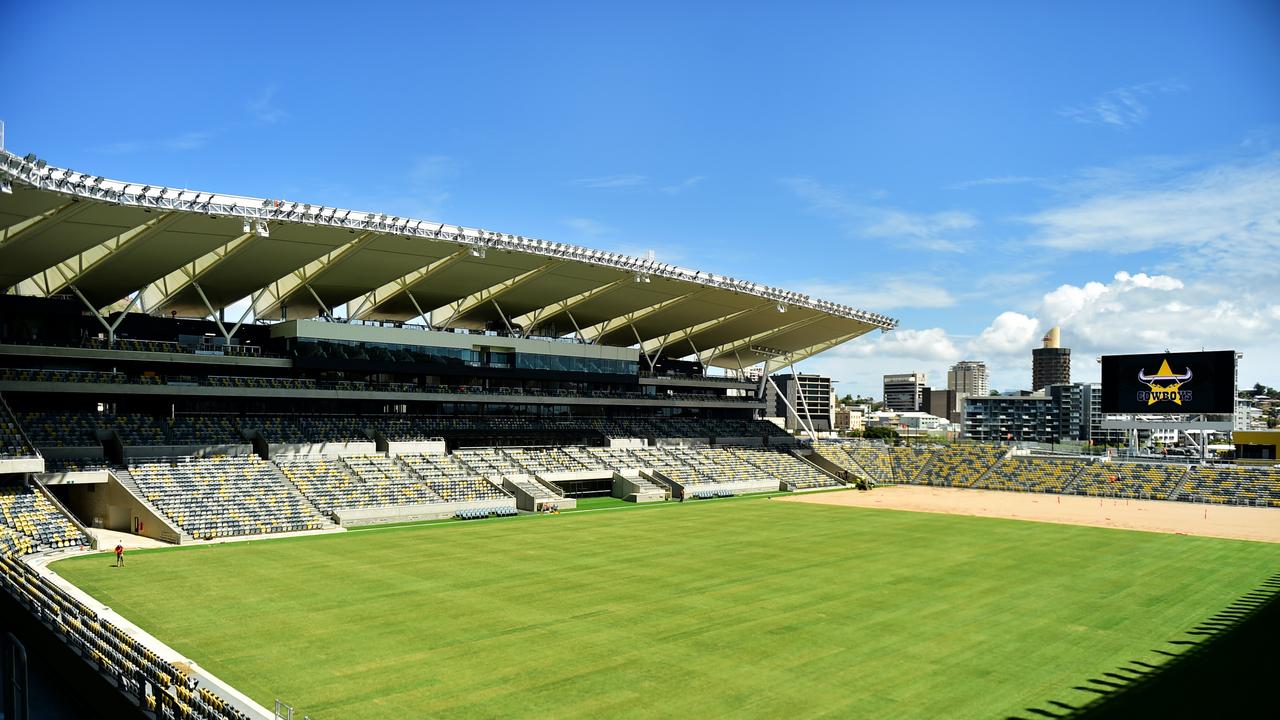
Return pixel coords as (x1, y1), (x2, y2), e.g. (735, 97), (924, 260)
(0, 149), (896, 371)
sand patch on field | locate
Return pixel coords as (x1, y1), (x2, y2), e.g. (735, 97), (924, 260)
(779, 485), (1280, 543)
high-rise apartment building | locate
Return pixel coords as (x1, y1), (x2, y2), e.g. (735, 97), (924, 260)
(947, 360), (988, 397)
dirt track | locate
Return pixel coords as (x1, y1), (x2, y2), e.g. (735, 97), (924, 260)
(779, 485), (1280, 543)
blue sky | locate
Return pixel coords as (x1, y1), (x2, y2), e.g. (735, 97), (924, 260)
(4, 1), (1279, 396)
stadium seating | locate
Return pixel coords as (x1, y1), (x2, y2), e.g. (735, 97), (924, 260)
(920, 445), (1005, 488)
(730, 447), (842, 489)
(454, 448), (524, 476)
(1176, 465), (1280, 507)
(977, 456), (1091, 494)
(887, 446), (939, 484)
(129, 456), (324, 539)
(814, 441), (895, 485)
(1072, 461), (1190, 500)
(398, 454), (511, 503)
(504, 447), (593, 474)
(17, 411), (167, 447)
(0, 482), (89, 552)
(169, 415), (244, 445)
(1, 400), (36, 458)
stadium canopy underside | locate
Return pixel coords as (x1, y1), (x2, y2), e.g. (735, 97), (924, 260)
(0, 149), (896, 371)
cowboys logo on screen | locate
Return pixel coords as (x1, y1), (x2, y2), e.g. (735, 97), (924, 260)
(1136, 358), (1193, 406)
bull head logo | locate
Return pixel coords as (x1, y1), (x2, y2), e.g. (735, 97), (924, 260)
(1137, 358), (1193, 406)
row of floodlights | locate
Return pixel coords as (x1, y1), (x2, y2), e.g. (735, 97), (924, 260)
(5, 150), (896, 327)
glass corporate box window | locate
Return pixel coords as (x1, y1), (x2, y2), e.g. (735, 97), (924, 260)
(296, 339), (637, 375)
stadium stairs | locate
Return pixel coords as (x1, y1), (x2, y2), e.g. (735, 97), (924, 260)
(108, 466), (193, 544)
(261, 460), (341, 529)
(502, 474), (572, 512)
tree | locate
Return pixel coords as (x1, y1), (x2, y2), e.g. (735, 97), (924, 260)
(863, 426), (898, 440)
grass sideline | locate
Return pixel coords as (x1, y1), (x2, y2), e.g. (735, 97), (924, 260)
(53, 496), (1280, 719)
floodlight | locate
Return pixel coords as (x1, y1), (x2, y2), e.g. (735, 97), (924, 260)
(254, 221), (270, 238)
(0, 181), (11, 194)
(242, 219), (252, 234)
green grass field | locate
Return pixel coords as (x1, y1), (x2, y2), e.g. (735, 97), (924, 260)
(52, 497), (1280, 719)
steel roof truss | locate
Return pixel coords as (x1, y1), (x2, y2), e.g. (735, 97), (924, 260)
(511, 275), (630, 333)
(138, 232), (254, 312)
(347, 248), (469, 321)
(580, 288), (708, 343)
(10, 212), (181, 299)
(252, 231), (378, 318)
(433, 260), (563, 329)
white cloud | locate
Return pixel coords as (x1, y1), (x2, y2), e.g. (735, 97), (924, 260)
(949, 175), (1039, 190)
(661, 176), (705, 195)
(841, 327), (963, 363)
(1058, 80), (1187, 128)
(563, 217), (610, 238)
(97, 131), (214, 155)
(163, 131), (213, 151)
(782, 177), (976, 252)
(801, 278), (955, 311)
(971, 312), (1040, 356)
(798, 267), (1280, 395)
(248, 86), (288, 125)
(573, 174), (647, 189)
(1027, 154), (1280, 281)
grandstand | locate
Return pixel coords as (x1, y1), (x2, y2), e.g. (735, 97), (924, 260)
(1, 146), (1277, 719)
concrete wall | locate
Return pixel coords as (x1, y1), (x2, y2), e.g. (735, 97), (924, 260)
(58, 474), (181, 544)
(334, 497), (515, 526)
(0, 456), (44, 473)
(268, 441), (377, 458)
(387, 440), (448, 456)
(123, 444), (253, 459)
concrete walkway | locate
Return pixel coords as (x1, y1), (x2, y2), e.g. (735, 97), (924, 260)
(84, 528), (170, 550)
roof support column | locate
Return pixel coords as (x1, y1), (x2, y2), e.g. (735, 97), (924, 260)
(70, 283), (148, 345)
(405, 290), (433, 330)
(791, 362), (818, 441)
(631, 324), (656, 372)
(491, 299), (514, 336)
(192, 282), (234, 344)
(565, 310), (587, 344)
(687, 339), (706, 377)
(304, 283), (332, 320)
(767, 371), (817, 443)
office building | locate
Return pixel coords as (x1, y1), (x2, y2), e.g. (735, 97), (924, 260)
(766, 373), (834, 432)
(883, 372), (927, 412)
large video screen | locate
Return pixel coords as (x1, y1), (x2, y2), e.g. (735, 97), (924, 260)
(1100, 350), (1235, 414)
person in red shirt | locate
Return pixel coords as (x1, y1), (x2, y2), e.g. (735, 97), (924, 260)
(114, 543), (125, 567)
